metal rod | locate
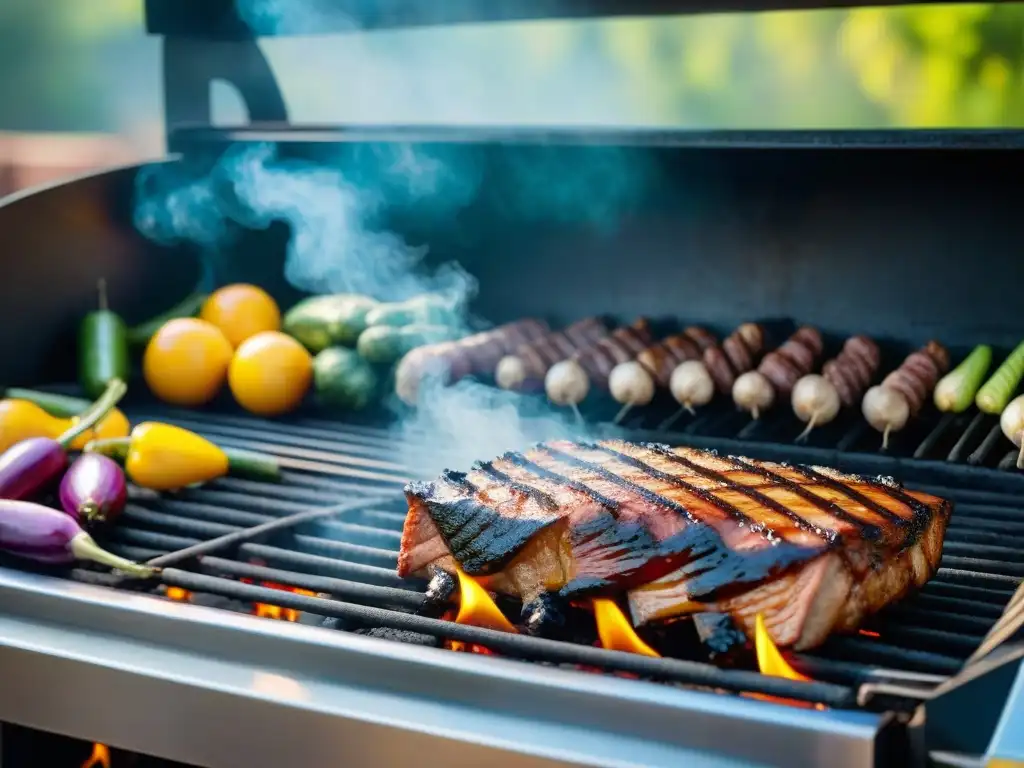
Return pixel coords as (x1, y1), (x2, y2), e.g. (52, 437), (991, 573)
(145, 494), (396, 568)
(967, 424), (1005, 466)
(160, 568), (857, 708)
(914, 413), (956, 460)
(947, 411), (989, 463)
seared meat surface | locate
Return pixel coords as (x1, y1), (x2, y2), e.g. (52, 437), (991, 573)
(399, 441), (950, 650)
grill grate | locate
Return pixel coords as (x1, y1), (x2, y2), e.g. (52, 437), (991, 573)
(40, 396), (1021, 714)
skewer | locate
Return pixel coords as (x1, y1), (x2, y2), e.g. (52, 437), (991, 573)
(658, 406), (691, 431)
(793, 335), (879, 443)
(613, 403), (633, 425)
(862, 341), (949, 451)
(733, 326), (823, 421)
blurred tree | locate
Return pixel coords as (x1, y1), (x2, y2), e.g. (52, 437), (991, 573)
(0, 0), (141, 130)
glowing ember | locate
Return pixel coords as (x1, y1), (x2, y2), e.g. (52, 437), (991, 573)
(246, 580), (316, 622)
(165, 586), (191, 602)
(859, 629), (880, 638)
(592, 598), (660, 657)
(81, 742), (110, 768)
(453, 567), (517, 633)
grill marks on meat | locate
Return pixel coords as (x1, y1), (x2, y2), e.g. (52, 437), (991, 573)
(636, 327), (718, 387)
(400, 441), (950, 649)
(704, 323), (766, 394)
(882, 341), (950, 417)
(575, 318), (653, 388)
(496, 318), (608, 391)
(823, 336), (881, 407)
(757, 326), (824, 397)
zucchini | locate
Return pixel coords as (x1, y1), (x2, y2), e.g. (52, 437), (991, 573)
(283, 294), (379, 352)
(313, 347), (378, 411)
(356, 324), (460, 365)
(364, 295), (458, 329)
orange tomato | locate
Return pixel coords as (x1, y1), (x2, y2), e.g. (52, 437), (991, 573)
(143, 318), (234, 406)
(228, 331), (313, 416)
(200, 284), (281, 348)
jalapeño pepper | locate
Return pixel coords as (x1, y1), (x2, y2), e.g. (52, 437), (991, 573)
(79, 279), (130, 399)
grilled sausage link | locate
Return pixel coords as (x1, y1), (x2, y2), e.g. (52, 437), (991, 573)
(576, 318), (653, 388)
(704, 323), (765, 394)
(823, 335), (881, 407)
(881, 340), (950, 417)
(395, 318), (550, 404)
(495, 317), (608, 391)
(636, 326), (718, 387)
(757, 326), (824, 398)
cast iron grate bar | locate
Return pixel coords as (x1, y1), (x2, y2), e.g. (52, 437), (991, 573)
(27, 397), (1015, 712)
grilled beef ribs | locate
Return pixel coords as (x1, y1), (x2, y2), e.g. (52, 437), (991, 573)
(399, 440), (950, 650)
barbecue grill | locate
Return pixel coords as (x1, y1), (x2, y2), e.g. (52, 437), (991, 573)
(1, 2), (1023, 766)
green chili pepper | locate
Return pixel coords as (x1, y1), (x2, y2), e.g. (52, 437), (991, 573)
(78, 279), (130, 400)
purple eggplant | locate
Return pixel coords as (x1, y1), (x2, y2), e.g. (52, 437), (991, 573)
(60, 453), (127, 526)
(0, 379), (126, 502)
(0, 499), (155, 576)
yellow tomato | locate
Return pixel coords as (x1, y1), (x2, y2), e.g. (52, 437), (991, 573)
(228, 331), (313, 416)
(143, 318), (234, 406)
(200, 284), (281, 348)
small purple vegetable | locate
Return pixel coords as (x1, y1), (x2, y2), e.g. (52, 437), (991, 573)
(0, 379), (126, 502)
(60, 453), (127, 525)
(0, 499), (155, 576)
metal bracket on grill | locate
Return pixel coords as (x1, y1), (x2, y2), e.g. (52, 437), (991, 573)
(921, 644), (1024, 758)
(162, 36), (287, 154)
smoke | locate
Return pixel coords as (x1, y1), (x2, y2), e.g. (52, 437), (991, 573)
(129, 0), (659, 476)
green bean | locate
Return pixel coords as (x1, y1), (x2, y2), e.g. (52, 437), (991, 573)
(976, 341), (1024, 415)
(934, 345), (992, 413)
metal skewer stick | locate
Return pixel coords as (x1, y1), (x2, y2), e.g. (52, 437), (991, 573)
(144, 493), (396, 569)
(613, 403), (633, 425)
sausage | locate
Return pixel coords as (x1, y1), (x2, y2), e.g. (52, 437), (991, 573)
(822, 335), (881, 407)
(757, 326), (824, 398)
(395, 318), (550, 404)
(703, 323), (765, 394)
(574, 318), (653, 389)
(495, 317), (608, 391)
(880, 340), (950, 418)
(635, 326), (718, 387)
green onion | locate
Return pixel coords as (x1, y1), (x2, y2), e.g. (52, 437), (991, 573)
(934, 345), (992, 413)
(976, 341), (1024, 415)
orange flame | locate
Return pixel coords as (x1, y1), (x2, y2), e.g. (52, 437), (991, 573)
(754, 614), (809, 682)
(750, 614), (826, 710)
(165, 586), (191, 602)
(81, 742), (110, 768)
(859, 629), (880, 638)
(453, 568), (517, 633)
(592, 598), (661, 657)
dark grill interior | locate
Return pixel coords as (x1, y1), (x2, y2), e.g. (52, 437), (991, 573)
(48, 391), (1022, 714)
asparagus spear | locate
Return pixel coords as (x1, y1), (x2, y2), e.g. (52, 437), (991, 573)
(934, 345), (992, 413)
(977, 341), (1024, 414)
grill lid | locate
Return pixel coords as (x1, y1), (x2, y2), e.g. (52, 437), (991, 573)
(145, 0), (980, 37)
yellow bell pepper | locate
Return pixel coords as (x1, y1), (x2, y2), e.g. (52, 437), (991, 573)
(86, 421), (280, 491)
(0, 399), (130, 452)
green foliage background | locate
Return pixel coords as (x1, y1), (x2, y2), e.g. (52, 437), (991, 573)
(1, 1), (1023, 131)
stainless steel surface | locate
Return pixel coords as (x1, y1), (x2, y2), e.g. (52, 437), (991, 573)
(0, 567), (884, 768)
(986, 662), (1024, 766)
